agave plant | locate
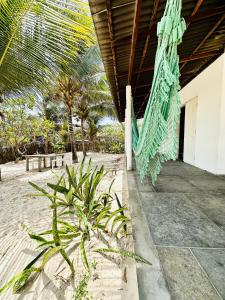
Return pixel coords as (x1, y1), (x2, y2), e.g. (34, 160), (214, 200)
(0, 159), (151, 295)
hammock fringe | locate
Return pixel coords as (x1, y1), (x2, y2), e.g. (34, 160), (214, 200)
(132, 0), (186, 184)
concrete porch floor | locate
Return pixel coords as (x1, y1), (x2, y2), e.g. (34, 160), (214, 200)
(128, 161), (225, 300)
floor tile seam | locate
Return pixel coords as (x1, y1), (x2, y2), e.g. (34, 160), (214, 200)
(141, 191), (208, 195)
(129, 172), (172, 298)
(180, 175), (206, 192)
(189, 248), (223, 300)
(154, 189), (225, 236)
(183, 175), (225, 193)
(155, 245), (225, 250)
(155, 191), (200, 194)
(141, 190), (225, 249)
(159, 174), (213, 178)
(153, 190), (225, 194)
(183, 193), (225, 235)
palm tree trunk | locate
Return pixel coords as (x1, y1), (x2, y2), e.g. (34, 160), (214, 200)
(81, 117), (86, 157)
(67, 109), (78, 163)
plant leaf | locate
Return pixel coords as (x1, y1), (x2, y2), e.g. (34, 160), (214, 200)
(94, 248), (152, 265)
(41, 246), (62, 269)
(80, 235), (89, 271)
(47, 183), (69, 195)
(104, 207), (127, 228)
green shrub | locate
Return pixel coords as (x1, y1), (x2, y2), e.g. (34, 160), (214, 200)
(0, 159), (150, 295)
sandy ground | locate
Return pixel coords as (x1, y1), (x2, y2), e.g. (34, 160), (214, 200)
(0, 152), (125, 300)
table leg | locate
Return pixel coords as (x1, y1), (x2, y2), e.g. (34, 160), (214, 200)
(26, 158), (29, 171)
(43, 157), (46, 168)
(50, 157), (53, 168)
(54, 157), (57, 168)
(62, 155), (64, 166)
(38, 157), (42, 172)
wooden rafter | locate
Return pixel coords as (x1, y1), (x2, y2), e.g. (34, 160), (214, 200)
(186, 4), (225, 23)
(134, 0), (160, 93)
(113, 4), (225, 45)
(133, 0), (203, 97)
(105, 0), (120, 111)
(189, 0), (204, 19)
(128, 0), (142, 84)
(181, 13), (225, 71)
(118, 50), (221, 78)
(92, 0), (135, 16)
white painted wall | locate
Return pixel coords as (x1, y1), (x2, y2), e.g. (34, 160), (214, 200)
(184, 97), (198, 165)
(180, 53), (225, 174)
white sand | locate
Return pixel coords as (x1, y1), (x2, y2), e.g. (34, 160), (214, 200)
(0, 152), (125, 300)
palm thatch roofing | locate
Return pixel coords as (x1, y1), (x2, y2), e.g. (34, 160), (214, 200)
(88, 0), (225, 121)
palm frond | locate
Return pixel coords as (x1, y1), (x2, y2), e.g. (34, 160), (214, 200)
(0, 0), (94, 94)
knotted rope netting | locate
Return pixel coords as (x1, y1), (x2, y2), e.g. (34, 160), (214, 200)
(132, 0), (186, 184)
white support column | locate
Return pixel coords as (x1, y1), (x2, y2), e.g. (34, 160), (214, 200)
(125, 108), (127, 155)
(126, 85), (132, 170)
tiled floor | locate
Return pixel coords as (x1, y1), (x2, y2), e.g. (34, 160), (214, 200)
(137, 161), (225, 299)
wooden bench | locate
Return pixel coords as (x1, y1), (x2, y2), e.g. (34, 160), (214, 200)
(24, 154), (65, 172)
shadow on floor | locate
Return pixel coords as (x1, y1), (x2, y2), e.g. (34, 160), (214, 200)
(135, 161), (225, 300)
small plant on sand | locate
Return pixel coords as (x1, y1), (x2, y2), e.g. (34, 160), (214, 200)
(0, 159), (151, 295)
(73, 261), (97, 300)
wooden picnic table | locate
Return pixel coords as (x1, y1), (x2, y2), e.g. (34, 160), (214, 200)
(24, 153), (65, 172)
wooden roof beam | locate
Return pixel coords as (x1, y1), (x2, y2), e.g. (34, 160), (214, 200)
(133, 0), (203, 96)
(189, 0), (204, 19)
(186, 4), (225, 23)
(113, 4), (225, 46)
(117, 50), (221, 78)
(92, 1), (135, 16)
(128, 0), (142, 84)
(105, 0), (121, 112)
(181, 13), (225, 71)
(134, 0), (160, 93)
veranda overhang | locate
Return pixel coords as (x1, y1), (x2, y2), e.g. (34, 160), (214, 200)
(88, 0), (225, 121)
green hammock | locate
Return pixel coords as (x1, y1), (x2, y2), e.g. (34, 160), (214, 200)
(132, 0), (186, 184)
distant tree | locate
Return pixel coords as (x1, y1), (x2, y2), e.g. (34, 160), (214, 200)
(97, 124), (124, 154)
(87, 113), (101, 149)
(28, 117), (55, 154)
(0, 97), (54, 160)
(53, 76), (80, 162)
(52, 46), (115, 159)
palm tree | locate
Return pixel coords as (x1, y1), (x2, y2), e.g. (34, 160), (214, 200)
(52, 46), (115, 160)
(53, 76), (80, 162)
(87, 113), (101, 151)
(73, 47), (115, 157)
(0, 0), (93, 95)
(74, 87), (115, 157)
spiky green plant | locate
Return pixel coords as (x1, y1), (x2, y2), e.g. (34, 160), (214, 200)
(0, 159), (151, 295)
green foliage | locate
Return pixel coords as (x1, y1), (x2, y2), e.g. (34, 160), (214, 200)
(97, 124), (124, 154)
(0, 160), (150, 295)
(53, 142), (65, 154)
(0, 267), (38, 294)
(0, 97), (54, 154)
(0, 0), (94, 94)
(51, 46), (115, 157)
(74, 272), (90, 300)
(94, 248), (151, 265)
(73, 260), (97, 300)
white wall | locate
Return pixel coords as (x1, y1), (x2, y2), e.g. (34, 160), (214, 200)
(180, 53), (225, 174)
(183, 97), (198, 165)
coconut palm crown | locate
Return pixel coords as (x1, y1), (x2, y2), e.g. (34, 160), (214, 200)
(52, 46), (115, 159)
(0, 0), (94, 95)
